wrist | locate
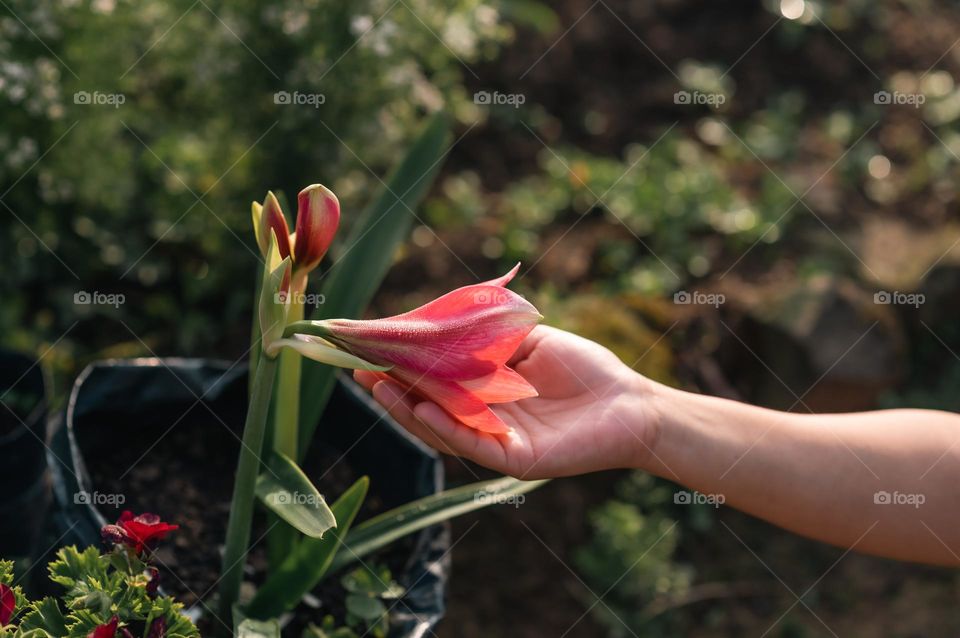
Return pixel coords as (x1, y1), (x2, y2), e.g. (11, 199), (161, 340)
(617, 370), (672, 473)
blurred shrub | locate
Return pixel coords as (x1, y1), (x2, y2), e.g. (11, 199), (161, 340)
(482, 127), (799, 293)
(0, 0), (513, 378)
(575, 472), (707, 638)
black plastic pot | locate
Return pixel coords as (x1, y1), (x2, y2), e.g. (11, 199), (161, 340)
(0, 349), (51, 564)
(48, 358), (449, 637)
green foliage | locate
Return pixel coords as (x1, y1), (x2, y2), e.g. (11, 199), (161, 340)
(574, 473), (697, 638)
(0, 0), (513, 377)
(301, 564), (403, 638)
(328, 476), (548, 574)
(3, 546), (199, 638)
(484, 127), (797, 292)
(255, 452), (337, 539)
(246, 477), (370, 620)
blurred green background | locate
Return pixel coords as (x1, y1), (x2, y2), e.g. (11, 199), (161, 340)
(3, 0), (960, 636)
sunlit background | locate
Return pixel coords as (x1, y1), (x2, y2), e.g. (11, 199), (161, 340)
(3, 0), (960, 635)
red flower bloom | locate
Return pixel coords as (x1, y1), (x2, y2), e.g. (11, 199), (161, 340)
(88, 616), (119, 638)
(0, 583), (15, 625)
(102, 512), (178, 554)
(283, 265), (541, 433)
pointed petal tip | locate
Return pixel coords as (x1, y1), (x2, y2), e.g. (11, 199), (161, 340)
(482, 262), (522, 288)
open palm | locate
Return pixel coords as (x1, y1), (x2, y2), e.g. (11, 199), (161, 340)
(354, 325), (658, 478)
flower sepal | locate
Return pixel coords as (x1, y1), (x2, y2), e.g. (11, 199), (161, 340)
(259, 231), (293, 357)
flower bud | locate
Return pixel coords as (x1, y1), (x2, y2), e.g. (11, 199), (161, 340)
(294, 184), (340, 274)
(253, 191), (292, 260)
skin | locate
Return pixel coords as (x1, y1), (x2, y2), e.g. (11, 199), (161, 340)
(354, 325), (960, 567)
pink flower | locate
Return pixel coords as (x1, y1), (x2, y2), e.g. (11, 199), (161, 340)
(102, 512), (178, 555)
(0, 584), (14, 626)
(252, 184), (340, 286)
(285, 264), (541, 433)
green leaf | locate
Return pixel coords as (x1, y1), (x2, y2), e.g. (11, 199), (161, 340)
(340, 566), (403, 599)
(344, 594), (385, 621)
(255, 453), (337, 539)
(19, 598), (68, 637)
(246, 477), (370, 620)
(298, 112), (451, 457)
(47, 547), (109, 593)
(329, 477), (548, 574)
(236, 618), (281, 638)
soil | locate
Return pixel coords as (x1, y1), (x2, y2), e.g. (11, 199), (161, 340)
(83, 406), (408, 636)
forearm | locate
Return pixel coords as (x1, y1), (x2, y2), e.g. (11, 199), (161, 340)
(641, 381), (960, 566)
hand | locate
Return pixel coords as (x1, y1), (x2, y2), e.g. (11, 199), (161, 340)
(353, 325), (661, 479)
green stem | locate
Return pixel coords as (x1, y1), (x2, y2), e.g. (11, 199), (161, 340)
(267, 293), (305, 568)
(218, 354), (278, 632)
(283, 319), (333, 339)
(274, 298), (304, 457)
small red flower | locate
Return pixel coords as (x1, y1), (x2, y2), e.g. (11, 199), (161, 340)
(88, 616), (119, 638)
(102, 512), (178, 554)
(0, 583), (15, 625)
(87, 616), (135, 638)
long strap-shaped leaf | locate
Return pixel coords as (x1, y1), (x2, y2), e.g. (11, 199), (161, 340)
(297, 113), (451, 457)
(246, 476), (370, 620)
(327, 476), (548, 574)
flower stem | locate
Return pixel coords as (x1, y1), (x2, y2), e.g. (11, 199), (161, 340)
(274, 297), (304, 458)
(282, 319), (333, 339)
(218, 354), (278, 631)
(267, 293), (304, 568)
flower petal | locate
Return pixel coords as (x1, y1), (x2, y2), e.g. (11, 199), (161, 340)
(324, 284), (540, 380)
(458, 366), (538, 403)
(0, 584), (14, 626)
(257, 191), (292, 260)
(272, 335), (391, 371)
(479, 263), (520, 288)
(392, 369), (510, 434)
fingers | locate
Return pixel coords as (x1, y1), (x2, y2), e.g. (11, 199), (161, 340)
(366, 380), (510, 470)
(354, 369), (379, 391)
(370, 380), (419, 430)
(412, 402), (509, 469)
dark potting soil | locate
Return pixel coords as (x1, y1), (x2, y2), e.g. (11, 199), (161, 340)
(84, 410), (409, 634)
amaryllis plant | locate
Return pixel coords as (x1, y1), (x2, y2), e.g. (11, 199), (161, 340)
(216, 174), (548, 633)
(0, 512), (198, 638)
